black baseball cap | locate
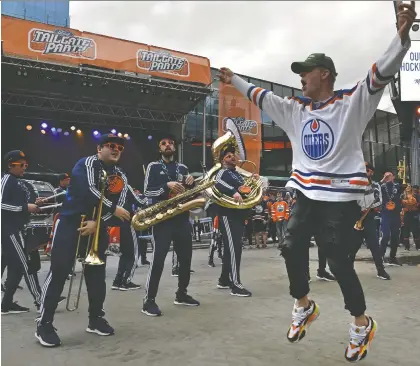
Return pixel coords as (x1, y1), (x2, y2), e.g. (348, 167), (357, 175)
(158, 133), (176, 145)
(291, 53), (338, 77)
(4, 150), (27, 164)
(59, 173), (70, 181)
(97, 133), (125, 146)
(365, 162), (375, 171)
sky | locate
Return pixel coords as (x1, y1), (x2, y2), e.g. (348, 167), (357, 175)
(69, 1), (408, 113)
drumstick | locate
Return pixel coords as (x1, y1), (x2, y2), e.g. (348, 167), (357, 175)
(38, 203), (63, 210)
(37, 190), (67, 203)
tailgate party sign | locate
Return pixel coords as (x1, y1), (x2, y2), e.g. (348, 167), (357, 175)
(2, 15), (211, 85)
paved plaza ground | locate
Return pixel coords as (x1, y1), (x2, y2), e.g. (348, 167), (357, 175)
(2, 246), (420, 366)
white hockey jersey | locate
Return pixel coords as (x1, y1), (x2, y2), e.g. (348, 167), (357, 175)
(232, 34), (411, 202)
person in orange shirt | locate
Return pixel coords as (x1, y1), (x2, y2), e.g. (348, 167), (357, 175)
(271, 193), (289, 248)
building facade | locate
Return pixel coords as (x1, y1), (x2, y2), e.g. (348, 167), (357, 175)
(1, 0), (70, 27)
(184, 68), (413, 184)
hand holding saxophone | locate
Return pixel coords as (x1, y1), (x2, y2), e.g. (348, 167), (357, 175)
(184, 175), (194, 186)
(167, 181), (185, 194)
(233, 192), (243, 203)
(114, 206), (131, 221)
(78, 220), (97, 236)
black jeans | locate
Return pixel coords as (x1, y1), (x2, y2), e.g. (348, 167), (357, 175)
(40, 215), (109, 323)
(145, 215), (192, 300)
(281, 192), (366, 317)
(349, 211), (384, 272)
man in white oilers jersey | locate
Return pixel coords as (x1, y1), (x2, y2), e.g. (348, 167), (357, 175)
(218, 2), (416, 362)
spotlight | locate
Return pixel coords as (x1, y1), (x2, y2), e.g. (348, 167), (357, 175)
(148, 135), (153, 140)
(412, 23), (419, 32)
(51, 127), (57, 133)
(64, 131), (70, 136)
(41, 122), (48, 129)
(117, 132), (123, 138)
(76, 129), (82, 134)
(26, 125), (33, 131)
(93, 130), (100, 137)
(111, 129), (117, 134)
(41, 129), (46, 134)
(126, 135), (131, 140)
(70, 126), (76, 131)
(123, 133), (129, 138)
(416, 105), (420, 115)
(57, 128), (62, 133)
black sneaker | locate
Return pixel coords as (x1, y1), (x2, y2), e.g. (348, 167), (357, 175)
(141, 259), (150, 265)
(217, 280), (232, 289)
(208, 258), (215, 267)
(1, 302), (30, 314)
(231, 286), (252, 297)
(174, 293), (200, 306)
(1, 283), (5, 292)
(111, 281), (128, 291)
(123, 282), (141, 290)
(190, 269), (195, 274)
(316, 270), (336, 282)
(171, 268), (179, 277)
(86, 317), (114, 336)
(142, 298), (162, 317)
(377, 268), (391, 280)
(35, 322), (61, 347)
(387, 257), (402, 266)
(58, 296), (66, 305)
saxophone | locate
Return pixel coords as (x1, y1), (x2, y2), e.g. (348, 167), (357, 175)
(131, 178), (215, 231)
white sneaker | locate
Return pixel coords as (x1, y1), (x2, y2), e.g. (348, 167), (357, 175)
(286, 300), (319, 343)
(345, 316), (377, 362)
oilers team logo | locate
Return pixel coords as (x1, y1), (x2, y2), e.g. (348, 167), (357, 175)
(301, 119), (334, 160)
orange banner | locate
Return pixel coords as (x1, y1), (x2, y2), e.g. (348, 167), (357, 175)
(218, 83), (262, 173)
(1, 15), (211, 85)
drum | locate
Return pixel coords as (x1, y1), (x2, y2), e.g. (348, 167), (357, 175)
(21, 180), (56, 252)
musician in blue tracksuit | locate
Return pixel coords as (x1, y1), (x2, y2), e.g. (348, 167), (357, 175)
(36, 134), (132, 347)
(142, 134), (199, 317)
(1, 150), (42, 314)
(379, 171), (402, 266)
(111, 185), (148, 291)
(214, 145), (253, 297)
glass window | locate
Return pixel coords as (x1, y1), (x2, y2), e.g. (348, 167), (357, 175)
(384, 144), (397, 172)
(261, 111), (272, 125)
(388, 114), (401, 146)
(362, 141), (371, 162)
(375, 110), (389, 144)
(249, 78), (262, 87)
(293, 89), (304, 97)
(363, 118), (377, 142)
(273, 84), (283, 97)
(372, 143), (385, 173)
(260, 81), (272, 91)
(282, 86), (293, 97)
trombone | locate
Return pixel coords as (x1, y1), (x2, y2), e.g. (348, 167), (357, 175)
(66, 170), (107, 311)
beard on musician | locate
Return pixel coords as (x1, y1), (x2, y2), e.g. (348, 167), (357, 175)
(35, 134), (133, 347)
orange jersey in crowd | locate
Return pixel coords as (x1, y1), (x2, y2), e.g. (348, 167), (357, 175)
(271, 201), (289, 222)
(213, 215), (219, 230)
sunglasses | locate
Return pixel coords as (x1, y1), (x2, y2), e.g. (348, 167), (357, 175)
(160, 140), (174, 146)
(104, 143), (124, 152)
(10, 162), (28, 168)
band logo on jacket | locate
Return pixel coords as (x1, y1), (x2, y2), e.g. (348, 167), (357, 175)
(107, 174), (124, 195)
(301, 119), (334, 160)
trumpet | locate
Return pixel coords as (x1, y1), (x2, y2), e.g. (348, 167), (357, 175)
(397, 156), (407, 185)
(354, 202), (375, 231)
(66, 170), (107, 311)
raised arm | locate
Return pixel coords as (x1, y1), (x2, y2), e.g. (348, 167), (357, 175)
(219, 68), (297, 134)
(352, 1), (415, 129)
